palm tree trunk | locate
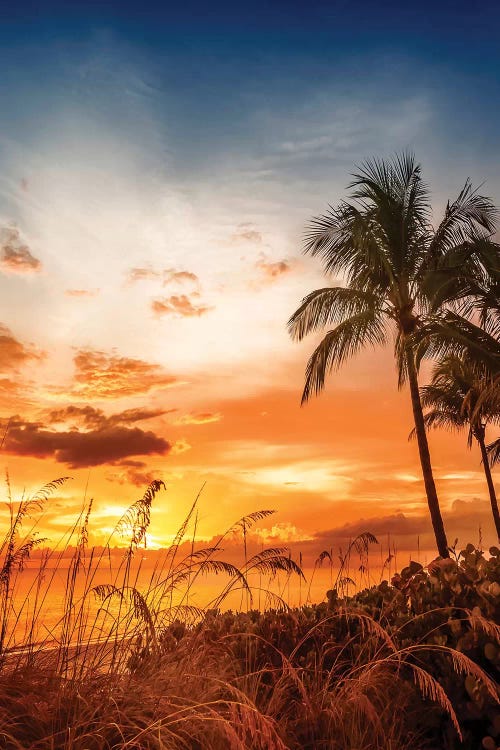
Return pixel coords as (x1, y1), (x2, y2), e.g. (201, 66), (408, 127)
(477, 433), (500, 541)
(406, 352), (449, 557)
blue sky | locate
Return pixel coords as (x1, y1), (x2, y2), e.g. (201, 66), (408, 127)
(1, 0), (499, 193)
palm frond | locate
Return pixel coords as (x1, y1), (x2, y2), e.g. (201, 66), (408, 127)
(415, 312), (500, 373)
(288, 287), (378, 342)
(487, 437), (500, 466)
(429, 180), (498, 258)
(301, 310), (387, 403)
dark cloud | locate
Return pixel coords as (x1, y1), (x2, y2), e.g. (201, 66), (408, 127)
(152, 293), (213, 318)
(314, 513), (428, 544)
(4, 416), (170, 468)
(0, 324), (42, 372)
(0, 227), (42, 274)
(303, 499), (495, 558)
(67, 349), (180, 399)
(47, 405), (173, 429)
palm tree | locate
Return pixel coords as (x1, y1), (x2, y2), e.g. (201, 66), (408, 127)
(288, 154), (498, 558)
(419, 356), (500, 541)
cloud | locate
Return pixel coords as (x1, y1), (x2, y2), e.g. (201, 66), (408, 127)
(126, 266), (161, 283)
(171, 438), (191, 454)
(152, 294), (213, 318)
(163, 269), (199, 286)
(307, 498), (496, 556)
(253, 522), (312, 543)
(105, 459), (163, 488)
(0, 377), (23, 394)
(68, 348), (180, 399)
(0, 226), (42, 274)
(279, 134), (335, 156)
(315, 513), (429, 543)
(0, 324), (42, 371)
(4, 416), (170, 468)
(47, 404), (173, 429)
(65, 288), (100, 297)
(175, 411), (222, 426)
(126, 266), (199, 287)
(255, 255), (293, 281)
(231, 224), (263, 244)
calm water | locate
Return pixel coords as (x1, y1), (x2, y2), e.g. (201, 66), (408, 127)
(2, 549), (409, 649)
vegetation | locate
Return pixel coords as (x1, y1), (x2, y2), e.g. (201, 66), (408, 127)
(0, 479), (498, 749)
(289, 154), (500, 557)
(419, 355), (500, 540)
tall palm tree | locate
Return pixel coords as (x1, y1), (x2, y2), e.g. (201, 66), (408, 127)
(419, 356), (500, 541)
(288, 154), (498, 558)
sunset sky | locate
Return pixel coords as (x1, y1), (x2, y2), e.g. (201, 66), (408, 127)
(1, 0), (500, 559)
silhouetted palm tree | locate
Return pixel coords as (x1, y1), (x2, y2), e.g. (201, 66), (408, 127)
(288, 154), (498, 558)
(419, 356), (500, 541)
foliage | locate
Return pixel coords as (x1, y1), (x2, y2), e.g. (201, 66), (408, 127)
(288, 153), (500, 558)
(0, 479), (498, 748)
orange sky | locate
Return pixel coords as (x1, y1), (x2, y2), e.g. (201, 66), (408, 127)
(0, 78), (498, 561)
(1, 259), (497, 562)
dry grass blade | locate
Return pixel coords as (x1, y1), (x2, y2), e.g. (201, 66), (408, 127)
(406, 662), (462, 739)
(115, 480), (165, 549)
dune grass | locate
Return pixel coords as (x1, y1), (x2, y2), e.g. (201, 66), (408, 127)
(0, 478), (498, 749)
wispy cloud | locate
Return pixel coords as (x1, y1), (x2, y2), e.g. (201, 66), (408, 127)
(255, 254), (293, 282)
(126, 266), (199, 286)
(0, 226), (42, 275)
(152, 293), (213, 318)
(106, 458), (164, 488)
(65, 288), (100, 298)
(64, 348), (181, 399)
(231, 224), (263, 244)
(0, 324), (43, 371)
(47, 404), (173, 429)
(171, 438), (191, 454)
(163, 269), (199, 286)
(175, 411), (222, 426)
(126, 266), (160, 283)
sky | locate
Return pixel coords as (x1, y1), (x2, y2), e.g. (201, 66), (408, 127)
(0, 0), (499, 561)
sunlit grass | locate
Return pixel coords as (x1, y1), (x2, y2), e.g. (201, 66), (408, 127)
(0, 477), (498, 749)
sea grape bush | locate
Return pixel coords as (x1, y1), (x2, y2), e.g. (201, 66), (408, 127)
(153, 545), (500, 750)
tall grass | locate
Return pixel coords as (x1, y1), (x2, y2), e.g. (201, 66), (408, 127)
(0, 477), (498, 749)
